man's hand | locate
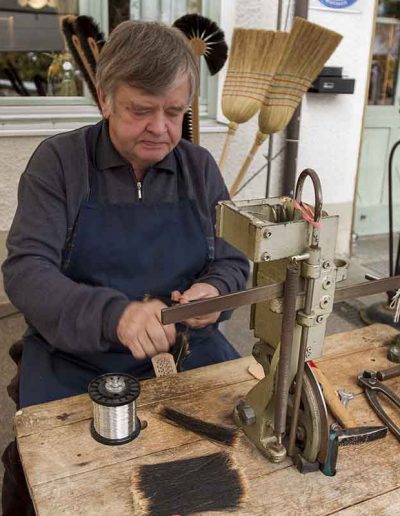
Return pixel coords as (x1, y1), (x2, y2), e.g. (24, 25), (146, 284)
(116, 300), (176, 360)
(171, 283), (221, 329)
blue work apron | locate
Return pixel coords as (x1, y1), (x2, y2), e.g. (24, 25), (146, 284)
(19, 126), (239, 408)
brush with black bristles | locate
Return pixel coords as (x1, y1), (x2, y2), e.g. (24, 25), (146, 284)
(61, 15), (100, 109)
(73, 15), (105, 74)
(159, 405), (238, 446)
(182, 107), (193, 142)
(173, 14), (228, 145)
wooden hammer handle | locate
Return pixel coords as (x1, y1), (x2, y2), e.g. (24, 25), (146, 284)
(311, 365), (357, 428)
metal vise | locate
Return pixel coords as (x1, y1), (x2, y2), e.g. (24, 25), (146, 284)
(216, 169), (348, 469)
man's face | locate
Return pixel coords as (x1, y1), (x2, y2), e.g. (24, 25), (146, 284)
(97, 75), (190, 172)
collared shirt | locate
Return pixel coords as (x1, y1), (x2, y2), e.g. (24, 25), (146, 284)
(2, 120), (249, 354)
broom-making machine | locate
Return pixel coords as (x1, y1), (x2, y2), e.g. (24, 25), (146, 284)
(162, 169), (400, 475)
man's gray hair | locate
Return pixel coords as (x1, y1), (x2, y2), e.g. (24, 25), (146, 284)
(96, 20), (199, 103)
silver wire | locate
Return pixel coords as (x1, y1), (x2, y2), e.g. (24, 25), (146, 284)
(93, 401), (136, 441)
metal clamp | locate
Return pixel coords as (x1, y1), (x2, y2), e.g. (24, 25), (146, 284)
(358, 370), (400, 441)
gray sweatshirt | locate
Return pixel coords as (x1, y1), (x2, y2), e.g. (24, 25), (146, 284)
(2, 120), (249, 354)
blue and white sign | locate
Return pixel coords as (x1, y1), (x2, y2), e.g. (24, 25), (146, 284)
(319, 0), (358, 8)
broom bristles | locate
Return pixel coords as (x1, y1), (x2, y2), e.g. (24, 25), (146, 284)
(259, 17), (342, 134)
(222, 29), (279, 124)
(220, 29), (289, 170)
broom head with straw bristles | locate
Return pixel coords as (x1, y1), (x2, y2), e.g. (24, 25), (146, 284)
(222, 29), (289, 125)
(259, 17), (343, 135)
(219, 29), (288, 170)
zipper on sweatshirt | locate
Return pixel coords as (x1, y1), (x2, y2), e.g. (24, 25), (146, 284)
(136, 181), (143, 200)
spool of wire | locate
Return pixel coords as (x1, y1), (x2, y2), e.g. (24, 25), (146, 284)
(88, 373), (141, 445)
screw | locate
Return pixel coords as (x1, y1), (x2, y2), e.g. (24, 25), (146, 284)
(262, 252), (271, 261)
(263, 229), (272, 239)
(316, 315), (324, 323)
(322, 260), (332, 270)
(319, 295), (330, 309)
(322, 277), (332, 290)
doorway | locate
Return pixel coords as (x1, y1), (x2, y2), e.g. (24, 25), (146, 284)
(354, 0), (400, 249)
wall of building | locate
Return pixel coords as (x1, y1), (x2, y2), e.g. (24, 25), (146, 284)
(298, 0), (376, 255)
(0, 0), (375, 260)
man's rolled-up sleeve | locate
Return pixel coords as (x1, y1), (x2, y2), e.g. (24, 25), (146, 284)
(2, 141), (130, 354)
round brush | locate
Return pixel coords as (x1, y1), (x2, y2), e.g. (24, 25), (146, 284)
(173, 13), (228, 145)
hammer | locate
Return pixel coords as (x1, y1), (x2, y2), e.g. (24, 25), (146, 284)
(309, 361), (387, 476)
(310, 361), (357, 428)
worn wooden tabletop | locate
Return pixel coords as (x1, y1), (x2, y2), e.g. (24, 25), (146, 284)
(15, 323), (400, 515)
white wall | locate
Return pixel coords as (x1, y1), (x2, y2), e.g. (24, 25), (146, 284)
(297, 0), (376, 254)
(0, 137), (43, 231)
(0, 0), (375, 258)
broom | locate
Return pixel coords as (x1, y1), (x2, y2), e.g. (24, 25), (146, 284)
(173, 14), (228, 145)
(219, 29), (288, 170)
(230, 17), (343, 197)
(73, 15), (105, 71)
(61, 16), (99, 108)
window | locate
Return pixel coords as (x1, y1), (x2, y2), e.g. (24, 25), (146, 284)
(0, 0), (226, 134)
(0, 0), (83, 97)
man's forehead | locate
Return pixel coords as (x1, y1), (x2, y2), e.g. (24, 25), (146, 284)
(115, 76), (190, 105)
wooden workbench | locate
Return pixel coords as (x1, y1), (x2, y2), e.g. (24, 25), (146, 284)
(15, 323), (400, 515)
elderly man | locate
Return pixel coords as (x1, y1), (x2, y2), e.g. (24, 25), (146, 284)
(2, 20), (248, 514)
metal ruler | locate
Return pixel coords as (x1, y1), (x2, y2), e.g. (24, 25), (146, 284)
(161, 275), (400, 325)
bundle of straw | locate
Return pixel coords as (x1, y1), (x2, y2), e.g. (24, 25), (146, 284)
(230, 18), (343, 197)
(260, 18), (343, 134)
(219, 29), (288, 170)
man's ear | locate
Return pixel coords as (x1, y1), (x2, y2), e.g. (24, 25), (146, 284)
(96, 85), (111, 119)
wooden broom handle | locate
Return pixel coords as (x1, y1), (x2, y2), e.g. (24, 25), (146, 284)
(230, 131), (267, 197)
(311, 365), (357, 428)
(219, 122), (238, 170)
(87, 36), (100, 63)
(71, 34), (95, 85)
(189, 43), (205, 145)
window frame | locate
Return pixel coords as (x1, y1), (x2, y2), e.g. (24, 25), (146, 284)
(0, 0), (233, 136)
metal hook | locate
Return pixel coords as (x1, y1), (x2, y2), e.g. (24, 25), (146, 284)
(294, 169), (323, 224)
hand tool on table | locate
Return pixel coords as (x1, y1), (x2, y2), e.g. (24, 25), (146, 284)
(162, 168), (400, 476)
(322, 423), (387, 477)
(337, 389), (355, 408)
(309, 362), (387, 476)
(309, 362), (357, 428)
(358, 367), (400, 441)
